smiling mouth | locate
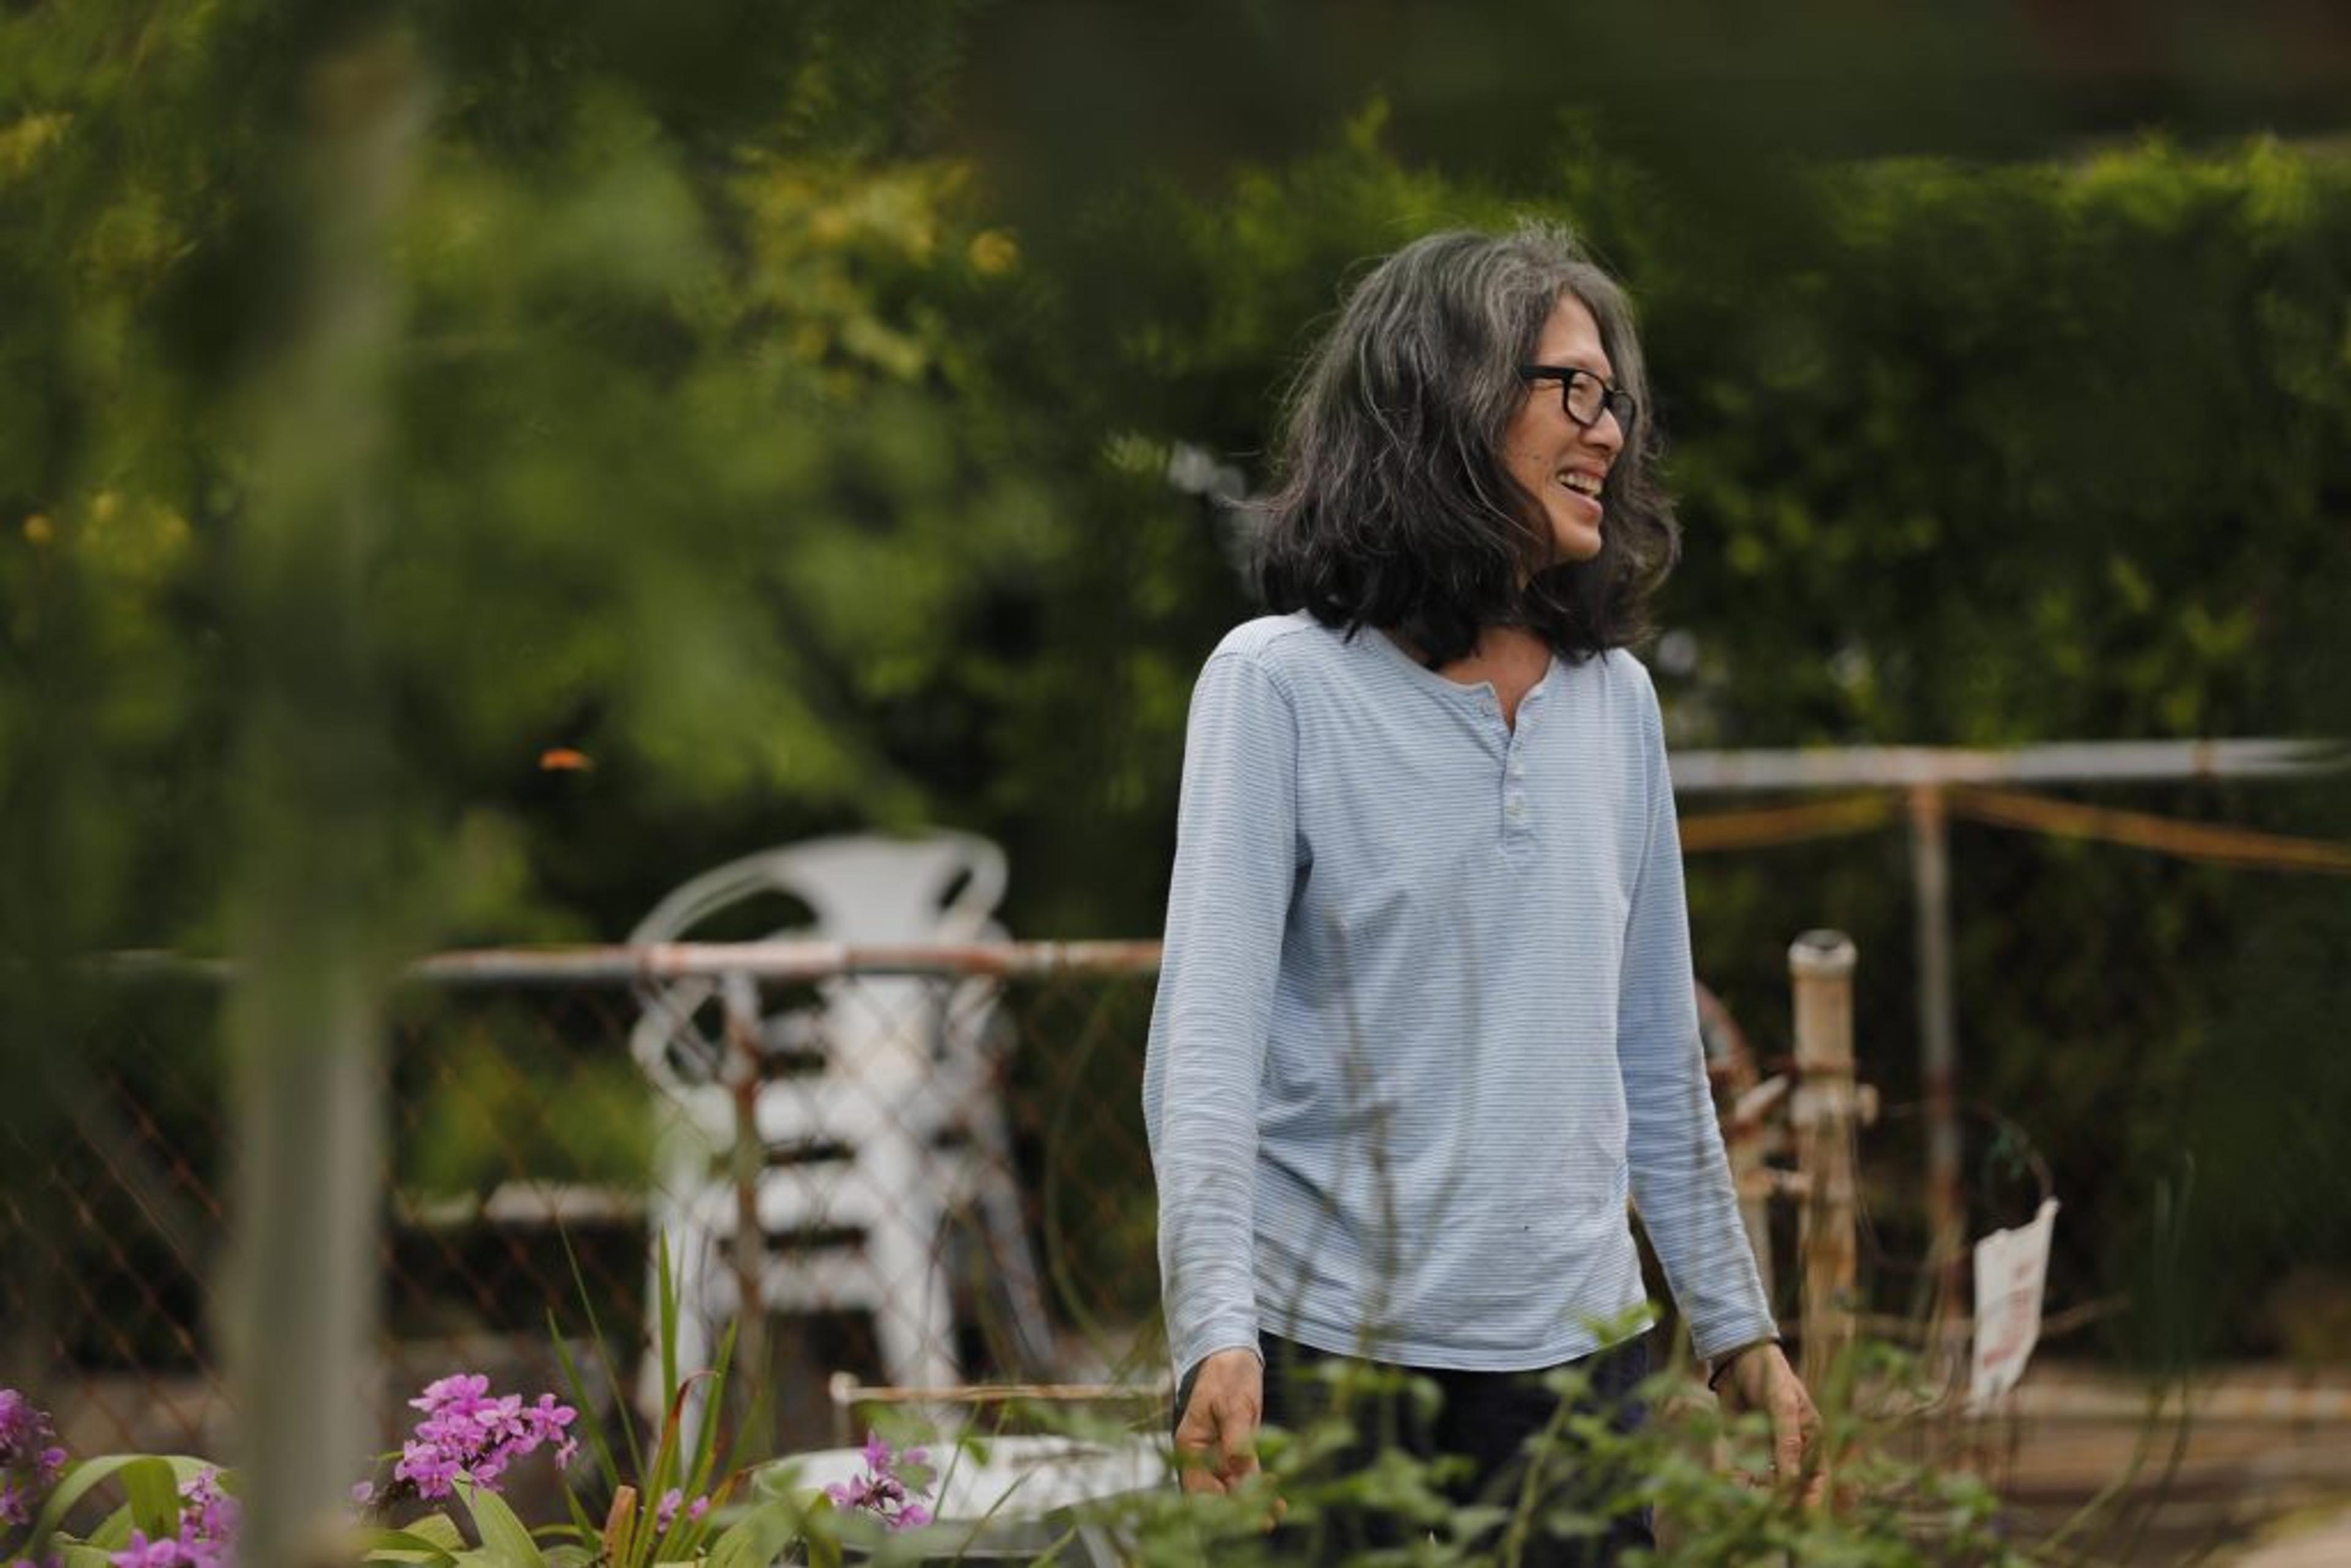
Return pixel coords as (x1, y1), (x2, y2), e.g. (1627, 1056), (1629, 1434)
(1559, 472), (1604, 506)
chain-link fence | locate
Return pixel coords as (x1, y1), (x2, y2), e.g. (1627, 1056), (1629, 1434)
(4, 944), (1174, 1461)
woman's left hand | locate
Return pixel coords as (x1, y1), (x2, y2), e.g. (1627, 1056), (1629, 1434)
(1714, 1343), (1824, 1504)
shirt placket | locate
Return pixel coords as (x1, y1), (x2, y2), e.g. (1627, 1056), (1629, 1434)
(1483, 688), (1543, 849)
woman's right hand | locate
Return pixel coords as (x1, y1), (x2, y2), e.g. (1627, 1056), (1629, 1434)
(1174, 1347), (1265, 1495)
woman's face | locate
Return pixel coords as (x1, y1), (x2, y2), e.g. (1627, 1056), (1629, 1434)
(1500, 291), (1625, 566)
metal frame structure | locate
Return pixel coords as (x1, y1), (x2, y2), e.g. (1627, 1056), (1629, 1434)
(1671, 737), (2347, 1318)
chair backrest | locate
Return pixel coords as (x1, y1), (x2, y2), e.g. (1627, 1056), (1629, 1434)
(628, 831), (1008, 1095)
(629, 830), (1007, 949)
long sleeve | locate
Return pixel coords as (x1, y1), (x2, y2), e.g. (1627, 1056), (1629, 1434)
(1142, 648), (1301, 1385)
(1614, 674), (1778, 1361)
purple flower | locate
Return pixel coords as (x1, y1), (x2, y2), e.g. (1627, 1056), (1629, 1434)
(0, 1390), (67, 1528)
(394, 1439), (462, 1500)
(180, 1471), (237, 1566)
(102, 1472), (236, 1568)
(107, 1532), (187, 1568)
(411, 1374), (490, 1415)
(528, 1395), (579, 1471)
(652, 1488), (710, 1533)
(370, 1374), (579, 1504)
(825, 1432), (934, 1532)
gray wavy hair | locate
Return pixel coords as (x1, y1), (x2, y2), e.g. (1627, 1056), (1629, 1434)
(1252, 222), (1679, 666)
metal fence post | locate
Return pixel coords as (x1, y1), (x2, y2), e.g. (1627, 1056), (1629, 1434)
(722, 969), (770, 1450)
(1907, 783), (1967, 1355)
(1790, 930), (1859, 1389)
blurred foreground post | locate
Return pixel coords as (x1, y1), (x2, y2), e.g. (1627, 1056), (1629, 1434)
(1790, 930), (1858, 1389)
(224, 38), (424, 1568)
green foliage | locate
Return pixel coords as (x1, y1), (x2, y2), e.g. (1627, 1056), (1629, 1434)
(1013, 115), (2351, 1354)
(399, 1010), (653, 1198)
(29, 1452), (217, 1551)
(3, 0), (2346, 1373)
(1654, 140), (2351, 750)
(0, 0), (1027, 962)
(868, 1349), (2039, 1565)
(454, 1477), (547, 1568)
(347, 1237), (807, 1567)
(1636, 137), (2351, 1356)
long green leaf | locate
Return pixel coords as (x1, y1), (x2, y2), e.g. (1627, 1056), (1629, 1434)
(119, 1457), (184, 1539)
(362, 1512), (469, 1562)
(364, 1523), (464, 1566)
(792, 1493), (842, 1568)
(656, 1229), (680, 1425)
(686, 1316), (740, 1496)
(553, 1225), (642, 1484)
(650, 1342), (726, 1532)
(705, 1496), (803, 1568)
(405, 1512), (470, 1551)
(84, 1506), (133, 1551)
(729, 1343), (775, 1484)
(456, 1477), (546, 1568)
(547, 1457), (602, 1554)
(29, 1453), (211, 1547)
(643, 1496), (687, 1566)
(546, 1313), (624, 1491)
(644, 1398), (687, 1551)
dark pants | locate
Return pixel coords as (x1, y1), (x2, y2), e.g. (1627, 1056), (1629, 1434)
(1178, 1332), (1657, 1566)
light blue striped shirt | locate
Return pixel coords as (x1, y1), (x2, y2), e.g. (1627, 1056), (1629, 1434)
(1143, 611), (1774, 1384)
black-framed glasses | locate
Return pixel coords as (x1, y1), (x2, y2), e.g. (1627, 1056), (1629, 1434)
(1518, 364), (1637, 435)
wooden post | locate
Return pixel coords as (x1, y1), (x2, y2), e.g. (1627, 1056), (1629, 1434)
(1731, 1132), (1776, 1308)
(1907, 783), (1967, 1373)
(1790, 930), (1859, 1390)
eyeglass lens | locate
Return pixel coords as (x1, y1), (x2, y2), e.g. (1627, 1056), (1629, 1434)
(1563, 372), (1607, 424)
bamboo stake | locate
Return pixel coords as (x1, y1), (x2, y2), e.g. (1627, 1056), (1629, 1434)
(1790, 931), (1859, 1391)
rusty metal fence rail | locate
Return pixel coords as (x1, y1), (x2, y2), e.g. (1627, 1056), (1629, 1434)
(4, 943), (1169, 1459)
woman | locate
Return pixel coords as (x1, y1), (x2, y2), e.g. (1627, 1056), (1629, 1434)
(1141, 223), (1820, 1562)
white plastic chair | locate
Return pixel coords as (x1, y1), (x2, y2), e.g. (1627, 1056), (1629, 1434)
(628, 831), (1052, 1414)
